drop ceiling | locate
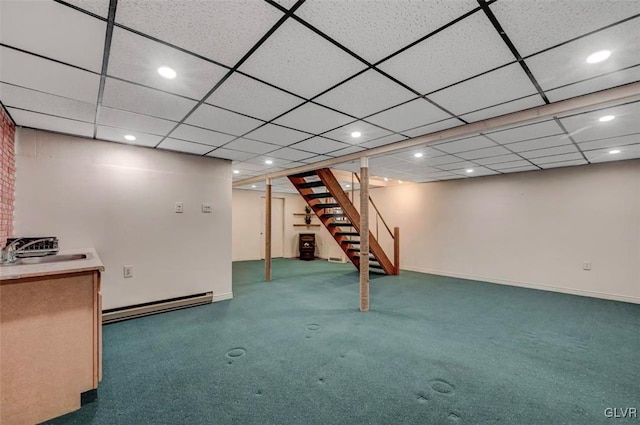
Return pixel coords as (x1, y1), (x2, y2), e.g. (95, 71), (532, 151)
(1, 0), (639, 193)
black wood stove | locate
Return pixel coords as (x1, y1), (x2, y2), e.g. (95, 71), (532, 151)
(298, 233), (316, 261)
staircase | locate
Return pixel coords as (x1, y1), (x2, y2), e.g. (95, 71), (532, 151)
(288, 168), (398, 275)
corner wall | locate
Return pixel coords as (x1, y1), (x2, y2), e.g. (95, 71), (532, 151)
(369, 160), (640, 303)
(0, 107), (15, 247)
(14, 129), (232, 309)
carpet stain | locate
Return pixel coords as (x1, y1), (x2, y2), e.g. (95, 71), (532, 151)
(226, 348), (246, 358)
(429, 379), (455, 395)
(318, 377), (326, 384)
(416, 394), (429, 403)
(306, 324), (321, 331)
(448, 412), (461, 422)
(255, 390), (263, 397)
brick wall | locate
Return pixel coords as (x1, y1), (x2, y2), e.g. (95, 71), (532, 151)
(1, 106), (16, 247)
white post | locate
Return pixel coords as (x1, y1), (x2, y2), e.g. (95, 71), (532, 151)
(265, 178), (272, 282)
(359, 157), (369, 312)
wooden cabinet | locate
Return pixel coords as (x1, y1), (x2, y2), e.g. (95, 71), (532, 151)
(0, 251), (103, 425)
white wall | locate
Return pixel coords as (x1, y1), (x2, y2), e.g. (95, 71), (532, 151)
(232, 189), (336, 261)
(14, 129), (232, 309)
(368, 160), (640, 304)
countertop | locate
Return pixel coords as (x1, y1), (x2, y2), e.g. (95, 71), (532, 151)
(0, 248), (105, 282)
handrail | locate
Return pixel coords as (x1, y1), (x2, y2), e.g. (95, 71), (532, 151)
(353, 172), (394, 239)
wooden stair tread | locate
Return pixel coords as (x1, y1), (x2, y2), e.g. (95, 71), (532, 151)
(290, 171), (318, 178)
(314, 203), (340, 208)
(305, 192), (332, 199)
(298, 181), (326, 188)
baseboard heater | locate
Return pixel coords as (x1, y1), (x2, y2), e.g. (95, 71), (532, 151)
(102, 292), (213, 324)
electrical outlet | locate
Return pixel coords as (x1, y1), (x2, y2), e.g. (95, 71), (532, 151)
(202, 203), (212, 213)
(175, 202), (184, 213)
(123, 266), (133, 278)
(582, 261), (591, 271)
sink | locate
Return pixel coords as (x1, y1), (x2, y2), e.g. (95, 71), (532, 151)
(14, 253), (88, 265)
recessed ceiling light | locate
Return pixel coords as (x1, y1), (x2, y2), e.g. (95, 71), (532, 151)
(351, 131), (362, 138)
(265, 159), (273, 165)
(599, 115), (615, 122)
(609, 149), (621, 154)
(251, 185), (256, 188)
(157, 66), (177, 79)
(586, 50), (611, 64)
(124, 134), (136, 141)
(466, 169), (474, 173)
(233, 170), (239, 174)
(398, 180), (403, 184)
(414, 152), (423, 158)
(384, 177), (389, 182)
(346, 184), (350, 188)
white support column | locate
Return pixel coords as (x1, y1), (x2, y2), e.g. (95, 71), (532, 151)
(265, 178), (272, 282)
(359, 157), (370, 312)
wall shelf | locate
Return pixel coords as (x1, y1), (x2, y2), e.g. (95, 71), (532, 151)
(293, 224), (321, 227)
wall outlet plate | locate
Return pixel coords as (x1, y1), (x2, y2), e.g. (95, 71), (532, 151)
(202, 203), (212, 213)
(175, 202), (184, 213)
(123, 265), (133, 278)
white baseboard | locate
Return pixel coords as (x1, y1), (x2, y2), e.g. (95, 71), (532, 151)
(400, 265), (640, 305)
(212, 292), (233, 302)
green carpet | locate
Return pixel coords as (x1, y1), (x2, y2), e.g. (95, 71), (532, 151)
(47, 259), (639, 425)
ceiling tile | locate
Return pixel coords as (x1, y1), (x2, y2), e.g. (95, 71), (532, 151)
(487, 120), (564, 144)
(206, 72), (304, 121)
(437, 161), (483, 172)
(8, 108), (94, 138)
(584, 143), (640, 163)
(360, 134), (408, 149)
(531, 152), (585, 165)
(474, 153), (524, 165)
(328, 145), (367, 157)
(546, 66), (640, 102)
(0, 0), (106, 72)
(519, 144), (580, 159)
(115, 0), (283, 67)
(300, 155), (334, 164)
(435, 135), (496, 154)
(0, 47), (100, 103)
(559, 102), (640, 142)
(379, 12), (515, 94)
(170, 124), (235, 147)
(421, 154), (464, 166)
(505, 134), (573, 153)
(61, 0), (110, 18)
(96, 125), (161, 147)
(239, 19), (366, 98)
(526, 18), (640, 91)
(366, 98), (452, 133)
(244, 124), (312, 146)
(269, 147), (316, 161)
(451, 166), (499, 177)
(185, 103), (263, 136)
(322, 120), (391, 144)
(159, 138), (213, 155)
(461, 95), (545, 123)
(206, 148), (257, 161)
(456, 145), (512, 160)
(296, 0), (477, 63)
(490, 0), (640, 56)
(578, 133), (640, 151)
(101, 78), (197, 121)
(98, 107), (176, 135)
(107, 27), (228, 99)
(490, 160), (536, 170)
(401, 118), (461, 138)
(290, 137), (350, 154)
(0, 83), (95, 123)
(314, 69), (416, 118)
(273, 102), (354, 134)
(539, 159), (588, 169)
(222, 138), (280, 155)
(233, 161), (271, 172)
(429, 64), (539, 116)
(500, 165), (539, 173)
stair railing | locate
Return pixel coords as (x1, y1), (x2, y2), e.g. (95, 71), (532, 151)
(353, 172), (400, 274)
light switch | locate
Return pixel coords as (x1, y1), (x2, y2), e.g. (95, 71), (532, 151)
(202, 203), (212, 213)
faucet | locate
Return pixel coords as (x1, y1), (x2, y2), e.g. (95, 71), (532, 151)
(1, 237), (58, 264)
